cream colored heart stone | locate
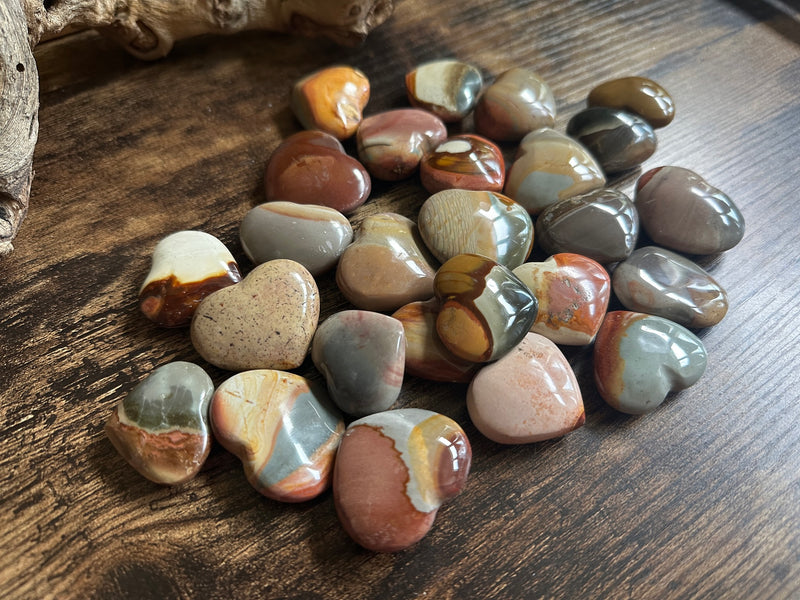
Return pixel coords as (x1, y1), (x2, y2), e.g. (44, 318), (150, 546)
(190, 259), (319, 371)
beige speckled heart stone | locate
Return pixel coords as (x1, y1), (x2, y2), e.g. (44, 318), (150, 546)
(190, 259), (319, 371)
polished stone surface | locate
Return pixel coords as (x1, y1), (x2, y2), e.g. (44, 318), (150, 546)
(420, 134), (505, 194)
(418, 189), (533, 269)
(594, 311), (708, 414)
(588, 76), (675, 128)
(405, 59), (483, 122)
(333, 408), (471, 552)
(467, 333), (585, 444)
(635, 166), (745, 254)
(139, 230), (241, 328)
(105, 361), (214, 485)
(211, 370), (344, 502)
(612, 246), (728, 328)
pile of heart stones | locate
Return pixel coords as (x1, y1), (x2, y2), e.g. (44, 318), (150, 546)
(105, 60), (745, 553)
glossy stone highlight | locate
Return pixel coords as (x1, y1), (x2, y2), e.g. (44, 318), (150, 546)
(211, 370), (344, 502)
(588, 76), (675, 128)
(333, 408), (471, 552)
(594, 311), (708, 414)
(405, 59), (483, 122)
(420, 135), (505, 194)
(139, 230), (242, 328)
(105, 362), (214, 485)
(418, 189), (534, 269)
(612, 246), (728, 328)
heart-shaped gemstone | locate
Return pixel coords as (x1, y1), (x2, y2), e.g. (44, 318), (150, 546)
(420, 134), (505, 194)
(405, 59), (483, 122)
(588, 76), (675, 128)
(190, 259), (319, 371)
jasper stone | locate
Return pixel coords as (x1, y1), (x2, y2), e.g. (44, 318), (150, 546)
(333, 408), (471, 552)
(566, 107), (657, 174)
(467, 333), (585, 444)
(139, 230), (242, 327)
(513, 253), (611, 345)
(290, 65), (370, 140)
(392, 299), (479, 383)
(434, 254), (538, 363)
(635, 166), (745, 254)
(594, 311), (708, 414)
(535, 188), (639, 264)
(420, 135), (505, 194)
(211, 370), (344, 502)
(588, 76), (675, 128)
(356, 109), (447, 181)
(612, 246), (728, 328)
(105, 361), (214, 485)
(191, 259), (319, 371)
(239, 201), (353, 276)
(264, 130), (371, 214)
(474, 67), (557, 141)
(505, 128), (606, 215)
(405, 59), (483, 122)
(418, 189), (533, 269)
(311, 310), (405, 417)
(336, 213), (439, 312)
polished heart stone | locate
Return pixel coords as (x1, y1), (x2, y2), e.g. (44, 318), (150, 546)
(356, 109), (447, 181)
(535, 188), (639, 264)
(139, 230), (242, 328)
(405, 59), (483, 122)
(311, 310), (405, 417)
(211, 370), (344, 502)
(191, 259), (319, 371)
(588, 76), (675, 128)
(264, 130), (371, 214)
(566, 107), (657, 174)
(474, 67), (557, 141)
(418, 189), (533, 269)
(594, 311), (708, 414)
(105, 361), (214, 485)
(392, 299), (479, 383)
(420, 134), (505, 194)
(333, 408), (471, 552)
(513, 253), (610, 345)
(467, 333), (585, 444)
(434, 254), (538, 362)
(336, 213), (439, 312)
(635, 166), (745, 254)
(239, 201), (353, 276)
(505, 127), (606, 215)
(290, 65), (370, 140)
(612, 246), (728, 328)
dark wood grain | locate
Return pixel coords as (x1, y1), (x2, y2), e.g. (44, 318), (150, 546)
(2, 1), (799, 598)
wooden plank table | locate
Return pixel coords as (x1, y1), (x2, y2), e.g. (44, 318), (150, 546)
(2, 0), (799, 597)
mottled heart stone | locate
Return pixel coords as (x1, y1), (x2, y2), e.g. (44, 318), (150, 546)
(336, 213), (439, 312)
(264, 130), (371, 214)
(474, 67), (557, 141)
(211, 370), (344, 502)
(635, 166), (745, 254)
(467, 333), (585, 444)
(588, 76), (675, 128)
(356, 109), (447, 181)
(434, 254), (538, 363)
(418, 189), (533, 269)
(290, 65), (370, 140)
(612, 246), (728, 328)
(535, 188), (639, 264)
(405, 59), (483, 122)
(392, 299), (479, 383)
(513, 253), (610, 345)
(566, 108), (656, 174)
(420, 135), (505, 194)
(505, 128), (606, 215)
(239, 201), (353, 276)
(191, 259), (319, 371)
(312, 310), (405, 417)
(139, 230), (242, 327)
(594, 311), (708, 414)
(105, 361), (214, 485)
(333, 408), (471, 552)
